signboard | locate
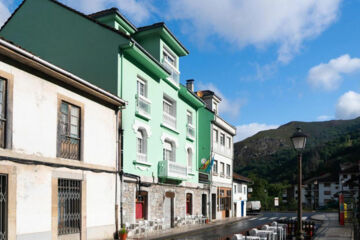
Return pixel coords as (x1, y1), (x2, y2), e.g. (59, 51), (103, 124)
(274, 197), (279, 207)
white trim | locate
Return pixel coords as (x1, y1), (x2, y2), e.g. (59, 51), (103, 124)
(133, 120), (152, 137)
(161, 133), (178, 148)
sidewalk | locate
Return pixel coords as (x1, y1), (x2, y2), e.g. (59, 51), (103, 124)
(128, 216), (251, 240)
(311, 212), (353, 240)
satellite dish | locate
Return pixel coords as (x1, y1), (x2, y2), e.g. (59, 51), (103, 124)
(201, 158), (206, 164)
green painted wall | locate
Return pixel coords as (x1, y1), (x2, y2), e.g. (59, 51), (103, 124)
(1, 0), (210, 185)
(0, 0), (128, 95)
(198, 107), (214, 172)
(135, 35), (161, 62)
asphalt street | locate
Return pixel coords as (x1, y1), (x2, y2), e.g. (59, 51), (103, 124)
(160, 212), (318, 240)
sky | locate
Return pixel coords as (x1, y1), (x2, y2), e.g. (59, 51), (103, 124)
(1, 0), (360, 142)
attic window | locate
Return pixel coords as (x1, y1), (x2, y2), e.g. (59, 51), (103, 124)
(163, 47), (176, 67)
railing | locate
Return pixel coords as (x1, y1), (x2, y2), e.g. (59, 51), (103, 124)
(136, 94), (151, 118)
(136, 153), (147, 163)
(59, 136), (80, 160)
(163, 112), (176, 129)
(158, 160), (187, 180)
(187, 124), (195, 139)
(162, 58), (180, 86)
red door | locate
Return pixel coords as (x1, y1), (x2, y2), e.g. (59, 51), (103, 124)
(136, 202), (143, 219)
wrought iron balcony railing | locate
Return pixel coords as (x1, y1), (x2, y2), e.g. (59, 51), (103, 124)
(59, 136), (80, 160)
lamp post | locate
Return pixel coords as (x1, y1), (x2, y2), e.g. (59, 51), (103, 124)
(291, 127), (307, 240)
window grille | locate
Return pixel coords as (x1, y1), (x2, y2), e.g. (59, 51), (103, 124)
(58, 179), (81, 236)
(0, 79), (6, 148)
(59, 102), (80, 160)
(0, 174), (7, 240)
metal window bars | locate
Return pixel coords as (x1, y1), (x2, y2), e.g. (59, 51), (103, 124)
(0, 174), (7, 240)
(58, 179), (81, 236)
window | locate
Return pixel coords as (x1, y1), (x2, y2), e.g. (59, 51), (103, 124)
(213, 102), (218, 114)
(244, 186), (246, 194)
(238, 184), (242, 193)
(0, 79), (6, 148)
(163, 48), (176, 67)
(136, 129), (147, 162)
(227, 137), (231, 149)
(213, 160), (218, 173)
(137, 78), (147, 98)
(234, 185), (237, 194)
(324, 191), (331, 195)
(226, 164), (231, 176)
(187, 110), (193, 125)
(220, 162), (225, 176)
(136, 191), (148, 220)
(58, 179), (81, 236)
(58, 101), (81, 160)
(220, 133), (225, 146)
(163, 140), (175, 162)
(0, 174), (7, 239)
(213, 129), (218, 143)
(163, 96), (176, 129)
(186, 193), (192, 215)
(187, 148), (192, 172)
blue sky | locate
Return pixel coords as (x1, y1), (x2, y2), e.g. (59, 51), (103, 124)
(1, 0), (360, 141)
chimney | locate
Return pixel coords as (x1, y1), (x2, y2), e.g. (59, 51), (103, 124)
(186, 79), (194, 92)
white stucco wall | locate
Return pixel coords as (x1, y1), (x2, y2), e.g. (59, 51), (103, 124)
(0, 58), (119, 239)
(233, 182), (247, 217)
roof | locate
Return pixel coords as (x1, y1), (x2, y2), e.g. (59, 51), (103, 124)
(1, 0), (170, 78)
(233, 173), (252, 183)
(196, 90), (222, 101)
(137, 22), (189, 55)
(0, 37), (126, 107)
(303, 173), (338, 184)
(88, 7), (137, 32)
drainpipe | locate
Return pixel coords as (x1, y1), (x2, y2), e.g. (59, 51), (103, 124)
(115, 108), (121, 238)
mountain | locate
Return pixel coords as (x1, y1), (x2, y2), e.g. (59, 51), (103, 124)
(234, 117), (360, 183)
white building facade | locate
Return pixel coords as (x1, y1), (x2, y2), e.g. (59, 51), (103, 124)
(198, 91), (236, 220)
(0, 39), (125, 240)
(232, 173), (250, 218)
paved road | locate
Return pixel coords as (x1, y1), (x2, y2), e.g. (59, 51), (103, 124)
(160, 212), (317, 240)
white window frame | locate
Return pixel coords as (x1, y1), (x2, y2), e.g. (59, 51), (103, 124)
(220, 133), (225, 146)
(213, 160), (218, 174)
(137, 77), (147, 98)
(226, 164), (230, 176)
(187, 148), (192, 172)
(163, 47), (177, 68)
(187, 110), (193, 126)
(227, 137), (231, 149)
(163, 139), (175, 162)
(213, 129), (219, 143)
(220, 162), (225, 176)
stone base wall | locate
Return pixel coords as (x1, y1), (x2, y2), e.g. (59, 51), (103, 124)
(122, 181), (209, 224)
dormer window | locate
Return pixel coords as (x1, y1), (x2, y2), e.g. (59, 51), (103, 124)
(213, 102), (218, 114)
(163, 48), (176, 68)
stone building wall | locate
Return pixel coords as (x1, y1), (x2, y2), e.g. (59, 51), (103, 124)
(122, 181), (209, 224)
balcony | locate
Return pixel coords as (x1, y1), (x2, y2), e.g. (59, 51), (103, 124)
(186, 124), (195, 140)
(162, 58), (180, 87)
(163, 112), (176, 130)
(136, 94), (151, 119)
(158, 160), (187, 181)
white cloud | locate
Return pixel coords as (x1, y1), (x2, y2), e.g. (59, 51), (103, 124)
(167, 0), (341, 63)
(60, 0), (151, 24)
(235, 123), (279, 142)
(307, 54), (360, 91)
(335, 91), (360, 120)
(0, 1), (10, 28)
(197, 82), (245, 119)
(317, 115), (333, 121)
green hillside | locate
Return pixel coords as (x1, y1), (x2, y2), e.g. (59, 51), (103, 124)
(234, 117), (360, 184)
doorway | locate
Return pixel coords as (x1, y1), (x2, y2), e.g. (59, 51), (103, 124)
(164, 192), (175, 228)
(202, 194), (207, 217)
(234, 203), (237, 217)
(211, 194), (216, 220)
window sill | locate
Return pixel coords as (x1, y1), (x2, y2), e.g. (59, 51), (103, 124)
(136, 111), (151, 121)
(213, 173), (218, 176)
(220, 174), (225, 178)
(161, 123), (179, 134)
(186, 135), (195, 142)
(188, 171), (195, 176)
(133, 160), (152, 167)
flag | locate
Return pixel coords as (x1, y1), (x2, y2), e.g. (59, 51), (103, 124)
(200, 156), (211, 170)
(205, 156), (215, 173)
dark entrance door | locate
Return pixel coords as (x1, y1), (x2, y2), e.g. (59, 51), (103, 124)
(211, 194), (216, 220)
(201, 194), (207, 217)
(0, 174), (7, 240)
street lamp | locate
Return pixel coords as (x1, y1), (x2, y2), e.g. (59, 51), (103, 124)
(291, 127), (307, 240)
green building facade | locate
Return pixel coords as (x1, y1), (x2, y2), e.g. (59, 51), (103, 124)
(0, 0), (216, 229)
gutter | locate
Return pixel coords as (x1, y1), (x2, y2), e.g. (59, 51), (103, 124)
(0, 38), (126, 107)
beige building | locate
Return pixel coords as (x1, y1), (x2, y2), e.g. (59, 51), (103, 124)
(0, 38), (125, 240)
